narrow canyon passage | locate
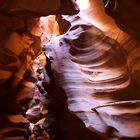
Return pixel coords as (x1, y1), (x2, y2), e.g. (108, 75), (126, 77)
(0, 0), (140, 140)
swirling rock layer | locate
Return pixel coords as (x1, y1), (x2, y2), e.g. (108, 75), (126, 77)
(50, 16), (140, 139)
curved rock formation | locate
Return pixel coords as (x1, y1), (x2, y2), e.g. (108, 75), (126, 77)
(50, 16), (140, 139)
(103, 0), (140, 40)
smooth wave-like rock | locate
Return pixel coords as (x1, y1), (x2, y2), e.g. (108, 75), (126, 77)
(50, 16), (140, 138)
(60, 16), (130, 92)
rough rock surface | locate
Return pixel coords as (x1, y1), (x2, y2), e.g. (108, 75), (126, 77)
(0, 0), (79, 139)
(1, 0), (79, 17)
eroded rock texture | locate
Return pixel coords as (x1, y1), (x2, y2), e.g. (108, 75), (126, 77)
(103, 0), (140, 40)
(49, 16), (140, 139)
(0, 0), (79, 139)
(1, 0), (140, 139)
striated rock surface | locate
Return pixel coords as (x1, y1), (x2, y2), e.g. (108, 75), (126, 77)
(77, 0), (140, 90)
(49, 16), (140, 139)
(1, 0), (140, 139)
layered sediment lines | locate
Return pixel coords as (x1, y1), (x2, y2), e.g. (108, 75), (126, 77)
(50, 16), (140, 138)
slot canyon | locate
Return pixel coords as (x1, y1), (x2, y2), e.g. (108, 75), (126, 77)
(0, 0), (140, 140)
